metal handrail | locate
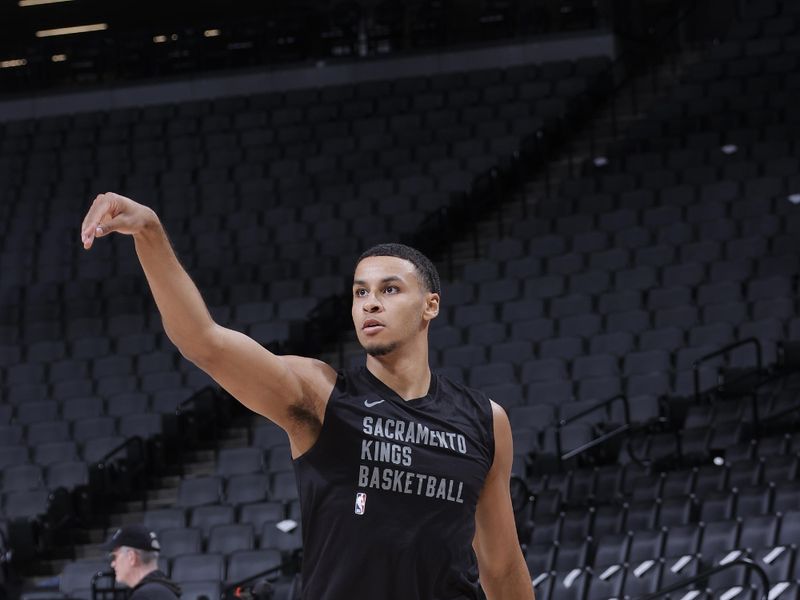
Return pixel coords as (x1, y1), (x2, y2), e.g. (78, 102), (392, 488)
(175, 385), (218, 417)
(693, 337), (764, 403)
(91, 435), (147, 510)
(638, 557), (771, 600)
(222, 562), (287, 600)
(555, 394), (632, 463)
(90, 570), (125, 600)
(176, 386), (227, 474)
(95, 436), (144, 470)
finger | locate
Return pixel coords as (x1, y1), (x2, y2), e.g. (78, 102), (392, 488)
(81, 194), (113, 249)
(80, 195), (106, 244)
(95, 213), (131, 237)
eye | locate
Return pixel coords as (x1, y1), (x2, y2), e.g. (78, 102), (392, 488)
(354, 288), (368, 297)
(385, 285), (398, 294)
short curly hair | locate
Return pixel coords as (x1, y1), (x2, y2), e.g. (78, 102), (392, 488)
(356, 243), (441, 295)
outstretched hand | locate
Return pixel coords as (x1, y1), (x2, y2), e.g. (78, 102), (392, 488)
(80, 192), (155, 250)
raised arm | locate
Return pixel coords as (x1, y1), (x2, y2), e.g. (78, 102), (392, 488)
(474, 402), (535, 600)
(80, 193), (336, 454)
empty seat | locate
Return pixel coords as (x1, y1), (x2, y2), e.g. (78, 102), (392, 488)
(3, 489), (50, 519)
(226, 473), (269, 506)
(59, 560), (110, 597)
(177, 476), (223, 508)
(260, 520), (303, 553)
(226, 549), (282, 582)
(171, 553), (225, 582)
(189, 505), (235, 538)
(159, 527), (203, 558)
(441, 345), (486, 368)
(143, 508), (187, 533)
(0, 446), (30, 469)
(208, 523), (255, 554)
(468, 363), (514, 389)
(118, 413), (163, 439)
(81, 435), (126, 463)
(33, 441), (79, 466)
(2, 464), (43, 492)
(572, 355), (619, 379)
(539, 337), (584, 360)
(216, 447), (264, 477)
(521, 359), (567, 383)
(16, 401), (59, 425)
(700, 520), (740, 557)
(46, 461), (89, 490)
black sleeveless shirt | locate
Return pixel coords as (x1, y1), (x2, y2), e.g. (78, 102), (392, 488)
(293, 367), (495, 600)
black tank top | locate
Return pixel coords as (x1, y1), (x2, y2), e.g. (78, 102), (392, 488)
(293, 367), (495, 600)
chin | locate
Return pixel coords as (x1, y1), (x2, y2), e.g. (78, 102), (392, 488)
(364, 342), (398, 357)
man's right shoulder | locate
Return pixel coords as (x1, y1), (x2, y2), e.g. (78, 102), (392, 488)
(282, 355), (339, 398)
(280, 356), (341, 455)
(129, 582), (179, 600)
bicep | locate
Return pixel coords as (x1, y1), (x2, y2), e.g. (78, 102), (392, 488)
(193, 324), (336, 434)
(474, 401), (523, 578)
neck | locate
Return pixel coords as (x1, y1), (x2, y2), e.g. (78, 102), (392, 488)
(365, 335), (431, 401)
(128, 565), (157, 588)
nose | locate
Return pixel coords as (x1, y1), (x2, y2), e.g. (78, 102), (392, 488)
(363, 295), (381, 313)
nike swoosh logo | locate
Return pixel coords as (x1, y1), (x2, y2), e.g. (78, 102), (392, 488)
(364, 399), (385, 408)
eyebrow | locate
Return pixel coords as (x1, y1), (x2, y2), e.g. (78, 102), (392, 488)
(352, 276), (403, 286)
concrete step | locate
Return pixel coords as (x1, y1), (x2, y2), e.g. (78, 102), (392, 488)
(181, 460), (216, 477)
(108, 510), (147, 527)
(146, 486), (180, 503)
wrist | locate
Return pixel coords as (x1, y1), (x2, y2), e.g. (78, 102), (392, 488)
(135, 208), (162, 241)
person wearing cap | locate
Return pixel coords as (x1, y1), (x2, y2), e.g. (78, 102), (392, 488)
(103, 525), (181, 600)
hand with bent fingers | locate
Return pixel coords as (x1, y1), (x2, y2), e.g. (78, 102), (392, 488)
(80, 192), (156, 249)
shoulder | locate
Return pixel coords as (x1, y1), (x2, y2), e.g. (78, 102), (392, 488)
(436, 374), (497, 455)
(487, 400), (510, 442)
(282, 356), (339, 394)
(437, 374), (494, 412)
(130, 583), (178, 600)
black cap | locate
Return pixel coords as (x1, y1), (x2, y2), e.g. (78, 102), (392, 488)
(102, 525), (161, 552)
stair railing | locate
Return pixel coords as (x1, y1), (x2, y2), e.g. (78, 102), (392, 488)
(638, 557), (771, 600)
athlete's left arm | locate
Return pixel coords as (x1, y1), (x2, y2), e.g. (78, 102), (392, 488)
(473, 401), (535, 600)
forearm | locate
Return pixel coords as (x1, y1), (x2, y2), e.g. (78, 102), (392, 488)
(132, 211), (216, 359)
(482, 559), (535, 600)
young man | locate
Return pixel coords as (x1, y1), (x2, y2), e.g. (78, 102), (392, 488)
(103, 525), (180, 600)
(81, 192), (534, 600)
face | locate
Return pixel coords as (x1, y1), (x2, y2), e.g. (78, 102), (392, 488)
(352, 256), (439, 356)
(109, 547), (133, 586)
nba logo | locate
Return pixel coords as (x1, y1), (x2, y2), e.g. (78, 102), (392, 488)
(354, 492), (367, 515)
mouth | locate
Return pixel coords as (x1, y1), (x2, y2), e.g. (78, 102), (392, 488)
(362, 319), (384, 333)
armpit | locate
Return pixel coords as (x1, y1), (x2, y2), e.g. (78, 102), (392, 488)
(288, 397), (323, 436)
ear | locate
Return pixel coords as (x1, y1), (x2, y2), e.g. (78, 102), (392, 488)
(423, 292), (440, 321)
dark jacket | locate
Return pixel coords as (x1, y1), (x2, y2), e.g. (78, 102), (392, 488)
(130, 570), (181, 600)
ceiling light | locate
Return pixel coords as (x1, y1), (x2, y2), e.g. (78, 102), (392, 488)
(204, 29), (221, 38)
(19, 0), (73, 6)
(51, 54), (67, 62)
(153, 35), (167, 43)
(36, 23), (108, 37)
(1, 59), (27, 68)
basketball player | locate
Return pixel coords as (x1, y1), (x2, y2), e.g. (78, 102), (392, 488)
(81, 192), (534, 600)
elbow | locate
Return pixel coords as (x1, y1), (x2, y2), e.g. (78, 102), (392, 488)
(167, 323), (221, 368)
(480, 557), (534, 600)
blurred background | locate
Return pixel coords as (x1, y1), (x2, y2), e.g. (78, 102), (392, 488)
(0, 1), (799, 599)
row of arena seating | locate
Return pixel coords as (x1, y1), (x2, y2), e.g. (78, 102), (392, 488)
(5, 0), (800, 597)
